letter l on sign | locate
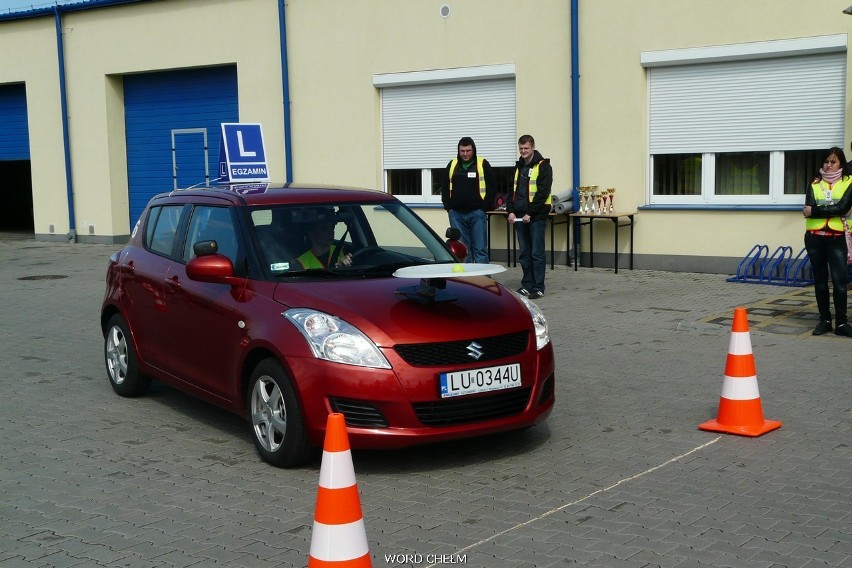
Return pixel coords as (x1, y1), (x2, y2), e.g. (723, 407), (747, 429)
(237, 131), (256, 158)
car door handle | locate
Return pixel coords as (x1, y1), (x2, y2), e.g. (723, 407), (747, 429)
(165, 275), (181, 289)
(121, 260), (135, 274)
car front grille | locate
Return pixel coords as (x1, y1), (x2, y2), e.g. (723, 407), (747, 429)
(394, 331), (529, 366)
(330, 398), (389, 428)
(413, 387), (531, 426)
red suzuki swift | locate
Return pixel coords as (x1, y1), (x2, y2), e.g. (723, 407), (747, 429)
(101, 184), (555, 467)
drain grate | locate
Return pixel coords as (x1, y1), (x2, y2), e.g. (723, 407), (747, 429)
(17, 275), (68, 281)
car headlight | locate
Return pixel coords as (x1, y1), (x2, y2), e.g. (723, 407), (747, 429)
(284, 308), (391, 369)
(512, 292), (551, 350)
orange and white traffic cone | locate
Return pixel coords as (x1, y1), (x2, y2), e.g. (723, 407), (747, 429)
(308, 413), (372, 568)
(699, 307), (782, 437)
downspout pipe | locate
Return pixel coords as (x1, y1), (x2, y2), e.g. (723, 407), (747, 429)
(278, 0), (293, 183)
(570, 0), (581, 259)
(55, 6), (76, 241)
(570, 0), (580, 206)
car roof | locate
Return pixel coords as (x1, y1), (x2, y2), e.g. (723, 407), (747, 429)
(149, 183), (396, 207)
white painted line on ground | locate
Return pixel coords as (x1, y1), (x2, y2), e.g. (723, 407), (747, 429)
(424, 436), (722, 568)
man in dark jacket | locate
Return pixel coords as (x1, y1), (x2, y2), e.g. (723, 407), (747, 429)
(507, 134), (552, 299)
(441, 137), (498, 263)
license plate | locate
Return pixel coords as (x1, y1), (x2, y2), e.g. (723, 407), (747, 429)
(439, 363), (521, 398)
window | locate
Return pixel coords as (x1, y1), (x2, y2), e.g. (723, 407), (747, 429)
(652, 154), (701, 197)
(642, 35), (846, 205)
(784, 150), (825, 195)
(375, 65), (517, 203)
(183, 206), (239, 264)
(715, 153), (769, 196)
(145, 205), (184, 257)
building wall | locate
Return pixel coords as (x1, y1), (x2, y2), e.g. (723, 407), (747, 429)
(1, 0), (850, 273)
(285, 0), (572, 190)
(0, 16), (68, 238)
(284, 0), (573, 246)
(579, 0), (852, 271)
(0, 0), (287, 240)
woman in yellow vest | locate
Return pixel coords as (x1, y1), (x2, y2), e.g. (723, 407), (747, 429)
(802, 147), (852, 336)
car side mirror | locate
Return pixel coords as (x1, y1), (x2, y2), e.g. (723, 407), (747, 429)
(186, 253), (238, 284)
(444, 228), (468, 262)
(193, 240), (219, 257)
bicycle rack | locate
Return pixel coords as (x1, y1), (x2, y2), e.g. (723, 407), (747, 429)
(761, 245), (793, 285)
(726, 244), (768, 283)
(727, 244), (814, 287)
(785, 247), (814, 287)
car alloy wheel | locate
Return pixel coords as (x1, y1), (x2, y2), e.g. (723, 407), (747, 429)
(106, 324), (129, 385)
(104, 314), (150, 397)
(251, 375), (288, 453)
(247, 358), (312, 467)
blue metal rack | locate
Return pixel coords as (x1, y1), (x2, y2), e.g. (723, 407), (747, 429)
(726, 244), (813, 287)
(726, 244), (768, 284)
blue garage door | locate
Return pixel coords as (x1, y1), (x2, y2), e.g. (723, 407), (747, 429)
(125, 66), (238, 226)
(0, 83), (30, 160)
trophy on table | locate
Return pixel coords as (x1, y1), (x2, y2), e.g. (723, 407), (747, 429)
(607, 188), (616, 213)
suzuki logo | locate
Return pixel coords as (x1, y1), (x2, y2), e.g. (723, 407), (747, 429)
(466, 342), (484, 360)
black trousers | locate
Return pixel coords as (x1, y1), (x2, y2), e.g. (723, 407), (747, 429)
(804, 231), (849, 325)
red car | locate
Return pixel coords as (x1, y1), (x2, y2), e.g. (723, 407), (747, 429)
(101, 184), (555, 467)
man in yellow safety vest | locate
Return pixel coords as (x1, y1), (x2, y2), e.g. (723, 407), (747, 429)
(441, 136), (498, 263)
(507, 134), (552, 300)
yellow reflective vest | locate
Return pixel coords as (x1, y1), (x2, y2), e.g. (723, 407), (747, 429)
(449, 157), (486, 199)
(297, 246), (343, 269)
(806, 177), (852, 232)
(513, 162), (552, 205)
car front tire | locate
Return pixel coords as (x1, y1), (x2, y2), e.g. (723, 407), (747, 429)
(104, 314), (151, 397)
(247, 358), (313, 468)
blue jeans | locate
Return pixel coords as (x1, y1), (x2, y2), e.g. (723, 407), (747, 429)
(448, 209), (489, 263)
(515, 218), (546, 292)
(804, 231), (848, 325)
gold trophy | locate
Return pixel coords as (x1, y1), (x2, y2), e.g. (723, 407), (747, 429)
(608, 188), (616, 213)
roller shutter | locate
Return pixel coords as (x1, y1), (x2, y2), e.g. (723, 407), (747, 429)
(0, 83), (30, 161)
(649, 52), (846, 154)
(381, 78), (516, 168)
(124, 66), (238, 226)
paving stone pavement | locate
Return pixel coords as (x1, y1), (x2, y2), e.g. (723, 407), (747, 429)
(0, 235), (850, 568)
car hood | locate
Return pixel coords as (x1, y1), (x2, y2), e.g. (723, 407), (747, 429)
(272, 275), (532, 347)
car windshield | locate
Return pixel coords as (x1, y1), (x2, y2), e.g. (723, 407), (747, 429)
(248, 201), (457, 278)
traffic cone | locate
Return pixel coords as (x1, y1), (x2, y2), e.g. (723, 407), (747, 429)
(308, 413), (371, 567)
(699, 307), (782, 437)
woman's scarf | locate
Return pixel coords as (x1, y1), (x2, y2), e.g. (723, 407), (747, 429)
(820, 167), (843, 184)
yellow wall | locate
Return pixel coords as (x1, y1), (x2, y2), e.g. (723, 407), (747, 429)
(2, 0), (852, 270)
(285, 0), (572, 192)
(60, 0), (285, 237)
(579, 0), (852, 262)
(0, 0), (287, 238)
(0, 16), (68, 236)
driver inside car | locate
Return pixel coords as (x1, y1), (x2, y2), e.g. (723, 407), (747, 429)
(296, 212), (353, 269)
